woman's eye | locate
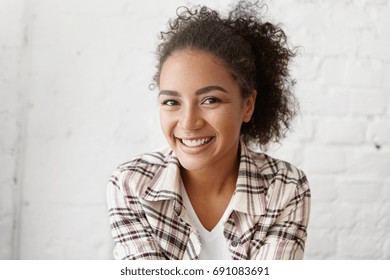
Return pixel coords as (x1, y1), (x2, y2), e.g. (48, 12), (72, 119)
(202, 97), (221, 105)
(162, 99), (179, 106)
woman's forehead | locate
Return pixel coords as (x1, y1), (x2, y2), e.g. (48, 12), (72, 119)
(160, 52), (239, 94)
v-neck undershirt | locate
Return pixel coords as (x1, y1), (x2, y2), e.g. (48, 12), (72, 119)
(181, 184), (233, 260)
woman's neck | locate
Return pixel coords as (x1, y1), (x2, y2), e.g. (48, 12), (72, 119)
(180, 146), (240, 196)
(180, 144), (241, 231)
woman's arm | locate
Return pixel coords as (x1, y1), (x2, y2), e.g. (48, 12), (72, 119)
(252, 174), (311, 260)
(107, 171), (167, 260)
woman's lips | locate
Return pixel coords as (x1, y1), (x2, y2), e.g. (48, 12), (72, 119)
(175, 136), (214, 148)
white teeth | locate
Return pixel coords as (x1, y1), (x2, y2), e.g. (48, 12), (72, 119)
(181, 137), (211, 147)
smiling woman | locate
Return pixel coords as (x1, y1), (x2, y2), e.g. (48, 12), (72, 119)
(107, 0), (311, 260)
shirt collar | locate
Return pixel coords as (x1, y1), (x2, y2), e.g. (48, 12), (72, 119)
(142, 151), (182, 202)
(142, 139), (267, 216)
(230, 140), (267, 216)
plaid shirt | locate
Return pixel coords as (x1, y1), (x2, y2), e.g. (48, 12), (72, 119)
(107, 140), (311, 260)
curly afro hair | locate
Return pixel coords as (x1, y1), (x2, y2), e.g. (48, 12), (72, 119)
(154, 0), (298, 149)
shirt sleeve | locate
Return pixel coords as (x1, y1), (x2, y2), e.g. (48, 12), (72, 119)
(106, 169), (167, 260)
(252, 173), (311, 260)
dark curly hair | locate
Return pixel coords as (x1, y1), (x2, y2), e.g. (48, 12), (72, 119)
(154, 0), (298, 149)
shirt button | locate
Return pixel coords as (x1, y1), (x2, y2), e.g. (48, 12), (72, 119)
(231, 241), (238, 247)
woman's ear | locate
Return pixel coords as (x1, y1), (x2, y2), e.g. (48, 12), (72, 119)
(243, 90), (257, 123)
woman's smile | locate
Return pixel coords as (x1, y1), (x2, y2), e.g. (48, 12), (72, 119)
(179, 137), (213, 148)
(175, 136), (216, 156)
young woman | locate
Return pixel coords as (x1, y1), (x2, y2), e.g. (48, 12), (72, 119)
(107, 1), (311, 260)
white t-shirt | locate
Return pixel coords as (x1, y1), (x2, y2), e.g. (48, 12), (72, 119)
(181, 185), (233, 260)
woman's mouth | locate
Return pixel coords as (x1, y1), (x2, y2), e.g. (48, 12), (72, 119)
(180, 137), (213, 147)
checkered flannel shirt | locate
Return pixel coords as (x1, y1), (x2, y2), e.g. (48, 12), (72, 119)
(107, 140), (311, 260)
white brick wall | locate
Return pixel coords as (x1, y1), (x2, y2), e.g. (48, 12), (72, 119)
(0, 0), (389, 259)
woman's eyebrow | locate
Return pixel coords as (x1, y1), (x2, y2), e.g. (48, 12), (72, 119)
(158, 90), (180, 97)
(195, 85), (228, 95)
(158, 85), (228, 97)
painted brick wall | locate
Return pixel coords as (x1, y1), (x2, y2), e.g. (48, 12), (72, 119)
(0, 0), (389, 259)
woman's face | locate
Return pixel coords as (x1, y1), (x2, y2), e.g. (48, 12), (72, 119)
(158, 49), (255, 173)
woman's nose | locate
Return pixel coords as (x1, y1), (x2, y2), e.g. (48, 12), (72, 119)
(179, 106), (204, 130)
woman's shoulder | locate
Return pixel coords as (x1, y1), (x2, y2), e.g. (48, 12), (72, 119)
(108, 146), (172, 194)
(247, 148), (309, 189)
